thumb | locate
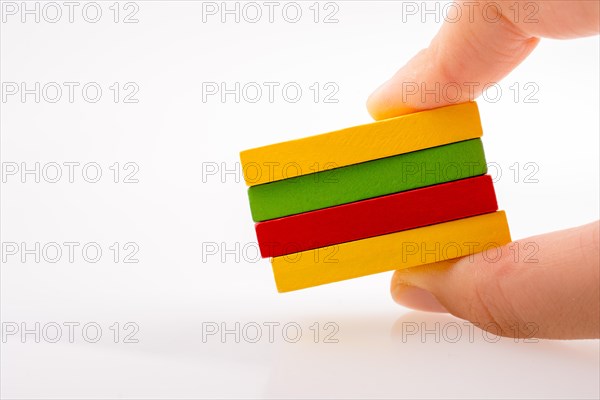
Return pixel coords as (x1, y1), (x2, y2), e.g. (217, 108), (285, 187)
(367, 1), (540, 120)
(391, 221), (600, 339)
(367, 0), (600, 120)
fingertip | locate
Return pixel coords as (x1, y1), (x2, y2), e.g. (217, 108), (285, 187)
(391, 273), (448, 313)
(366, 81), (390, 120)
(391, 283), (448, 313)
(367, 81), (421, 121)
(366, 9), (541, 120)
(365, 90), (380, 120)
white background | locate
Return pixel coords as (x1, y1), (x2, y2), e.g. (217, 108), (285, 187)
(1, 1), (599, 398)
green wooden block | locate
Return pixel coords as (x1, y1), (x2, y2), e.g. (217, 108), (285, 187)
(248, 139), (488, 222)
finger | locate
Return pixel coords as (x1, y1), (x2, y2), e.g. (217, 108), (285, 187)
(391, 221), (600, 339)
(367, 1), (539, 120)
(391, 284), (448, 313)
(368, 0), (600, 120)
(508, 1), (600, 39)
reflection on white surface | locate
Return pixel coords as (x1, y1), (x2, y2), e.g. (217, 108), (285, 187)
(2, 309), (599, 399)
(264, 313), (600, 399)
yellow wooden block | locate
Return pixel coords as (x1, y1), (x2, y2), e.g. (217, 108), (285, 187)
(271, 211), (511, 292)
(240, 102), (483, 186)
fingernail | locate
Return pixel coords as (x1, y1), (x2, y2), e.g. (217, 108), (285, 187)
(392, 284), (448, 313)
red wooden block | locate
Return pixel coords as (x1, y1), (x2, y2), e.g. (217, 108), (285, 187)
(255, 175), (498, 258)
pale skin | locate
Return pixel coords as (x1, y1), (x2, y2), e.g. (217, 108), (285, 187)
(367, 1), (600, 339)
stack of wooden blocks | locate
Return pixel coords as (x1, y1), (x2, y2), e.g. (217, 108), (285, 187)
(240, 102), (511, 292)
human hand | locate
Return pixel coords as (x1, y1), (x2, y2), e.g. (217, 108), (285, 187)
(367, 0), (600, 339)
